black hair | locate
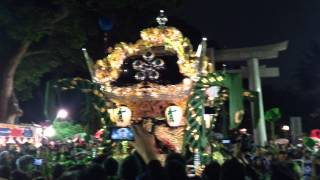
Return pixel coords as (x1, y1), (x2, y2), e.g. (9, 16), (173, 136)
(0, 165), (10, 179)
(103, 157), (119, 176)
(202, 161), (221, 180)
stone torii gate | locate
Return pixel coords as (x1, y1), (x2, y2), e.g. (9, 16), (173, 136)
(207, 41), (288, 146)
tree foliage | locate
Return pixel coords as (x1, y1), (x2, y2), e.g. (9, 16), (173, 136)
(1, 0), (183, 101)
(52, 120), (84, 141)
(265, 107), (282, 123)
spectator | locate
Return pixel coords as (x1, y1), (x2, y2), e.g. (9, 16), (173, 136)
(103, 157), (119, 178)
(15, 155), (34, 173)
(202, 161), (221, 180)
(10, 170), (31, 180)
(52, 164), (65, 180)
(0, 151), (11, 167)
(221, 158), (246, 180)
(165, 159), (188, 180)
(84, 164), (105, 180)
(120, 155), (140, 180)
(0, 166), (10, 179)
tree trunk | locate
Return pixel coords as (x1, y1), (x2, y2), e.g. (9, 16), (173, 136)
(270, 121), (275, 140)
(0, 41), (31, 123)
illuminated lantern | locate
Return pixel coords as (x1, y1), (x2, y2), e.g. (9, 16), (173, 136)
(203, 114), (213, 129)
(203, 106), (214, 129)
(206, 86), (220, 100)
(109, 106), (132, 127)
(165, 106), (183, 127)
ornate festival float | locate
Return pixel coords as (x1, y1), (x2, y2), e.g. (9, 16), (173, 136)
(55, 10), (246, 168)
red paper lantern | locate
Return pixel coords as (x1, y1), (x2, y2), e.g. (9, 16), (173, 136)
(310, 129), (320, 139)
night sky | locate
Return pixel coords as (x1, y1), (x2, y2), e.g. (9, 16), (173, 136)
(20, 0), (320, 131)
(171, 0), (320, 131)
(173, 0), (308, 86)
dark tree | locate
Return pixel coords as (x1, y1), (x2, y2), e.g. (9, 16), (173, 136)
(0, 0), (182, 123)
(0, 0), (79, 123)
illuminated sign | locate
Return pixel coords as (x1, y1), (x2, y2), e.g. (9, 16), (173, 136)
(0, 128), (10, 136)
(0, 127), (33, 137)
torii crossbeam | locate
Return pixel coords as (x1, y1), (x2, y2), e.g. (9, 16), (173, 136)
(207, 41), (288, 146)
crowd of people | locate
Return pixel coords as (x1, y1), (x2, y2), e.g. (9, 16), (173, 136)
(0, 125), (320, 180)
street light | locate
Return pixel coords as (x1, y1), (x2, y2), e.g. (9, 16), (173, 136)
(239, 128), (247, 134)
(281, 125), (290, 131)
(56, 109), (68, 119)
(281, 125), (290, 139)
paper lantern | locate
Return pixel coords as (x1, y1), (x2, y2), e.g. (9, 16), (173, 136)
(109, 106), (132, 127)
(206, 86), (220, 100)
(165, 106), (183, 127)
(203, 114), (213, 129)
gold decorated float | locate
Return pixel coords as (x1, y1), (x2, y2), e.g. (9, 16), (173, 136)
(93, 10), (212, 153)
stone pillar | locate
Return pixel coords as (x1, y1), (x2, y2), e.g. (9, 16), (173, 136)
(290, 117), (302, 145)
(247, 58), (267, 146)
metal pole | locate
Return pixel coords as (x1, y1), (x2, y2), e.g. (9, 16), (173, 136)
(82, 48), (95, 80)
(247, 58), (267, 146)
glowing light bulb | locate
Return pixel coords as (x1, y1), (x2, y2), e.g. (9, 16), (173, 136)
(57, 109), (68, 119)
(43, 126), (56, 138)
(281, 125), (290, 131)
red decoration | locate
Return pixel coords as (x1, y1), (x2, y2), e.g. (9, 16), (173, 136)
(95, 129), (105, 139)
(310, 129), (320, 139)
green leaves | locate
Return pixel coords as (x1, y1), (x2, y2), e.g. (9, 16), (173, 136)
(3, 0), (183, 102)
(52, 120), (84, 140)
(265, 107), (282, 123)
(303, 137), (316, 150)
(15, 55), (60, 101)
